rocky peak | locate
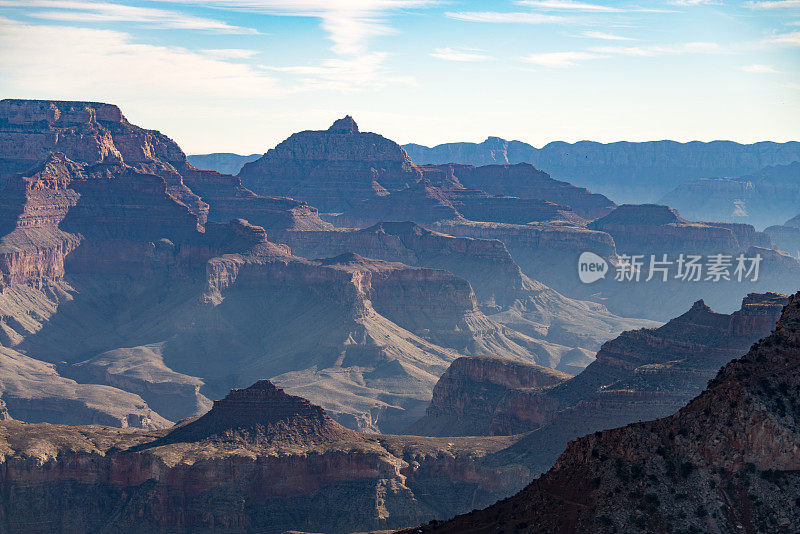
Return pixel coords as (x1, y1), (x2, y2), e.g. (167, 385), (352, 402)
(159, 379), (360, 445)
(328, 115), (359, 133)
(689, 299), (710, 312)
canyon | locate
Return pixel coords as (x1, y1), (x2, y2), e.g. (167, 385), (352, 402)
(405, 293), (786, 457)
(0, 379), (532, 534)
(405, 290), (800, 534)
(1, 98), (799, 533)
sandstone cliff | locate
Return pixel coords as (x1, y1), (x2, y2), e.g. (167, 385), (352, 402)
(0, 379), (531, 534)
(487, 293), (788, 476)
(404, 356), (570, 437)
(273, 221), (655, 356)
(404, 290), (800, 534)
(0, 99), (330, 232)
(660, 161), (800, 230)
(239, 116), (423, 212)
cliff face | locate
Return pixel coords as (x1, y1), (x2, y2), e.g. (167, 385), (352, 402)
(425, 163), (615, 220)
(660, 161), (800, 230)
(0, 99), (330, 232)
(0, 380), (530, 534)
(488, 293), (788, 477)
(588, 204), (745, 254)
(273, 222), (654, 358)
(403, 137), (800, 203)
(404, 356), (570, 437)
(407, 291), (800, 534)
(239, 116), (423, 212)
(238, 116), (615, 222)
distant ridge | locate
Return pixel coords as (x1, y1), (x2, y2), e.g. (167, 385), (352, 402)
(403, 138), (800, 203)
(187, 152), (260, 174)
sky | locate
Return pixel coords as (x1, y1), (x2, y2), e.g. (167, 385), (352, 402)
(0, 1), (798, 154)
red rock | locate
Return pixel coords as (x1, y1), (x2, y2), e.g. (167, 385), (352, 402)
(406, 291), (800, 534)
(0, 380), (531, 533)
(404, 356), (569, 437)
(239, 116), (423, 212)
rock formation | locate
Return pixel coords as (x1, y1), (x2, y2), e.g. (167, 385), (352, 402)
(239, 116), (423, 212)
(660, 161), (800, 230)
(238, 117), (615, 221)
(0, 379), (532, 534)
(0, 99), (330, 233)
(403, 137), (800, 203)
(765, 211), (800, 256)
(273, 221), (655, 355)
(0, 345), (170, 429)
(404, 356), (570, 437)
(587, 204), (765, 254)
(404, 290), (800, 534)
(486, 293), (788, 476)
(421, 163), (614, 220)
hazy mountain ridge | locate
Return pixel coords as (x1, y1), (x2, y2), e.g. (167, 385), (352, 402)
(403, 137), (800, 204)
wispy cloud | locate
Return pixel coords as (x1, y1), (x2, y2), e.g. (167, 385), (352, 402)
(140, 1), (437, 56)
(261, 52), (414, 91)
(745, 1), (800, 8)
(579, 30), (636, 41)
(201, 49), (259, 59)
(520, 51), (600, 67)
(669, 0), (722, 5)
(767, 31), (800, 45)
(430, 47), (492, 62)
(445, 11), (566, 23)
(0, 0), (258, 33)
(516, 0), (621, 12)
(590, 41), (722, 56)
(521, 40), (724, 68)
(516, 0), (675, 13)
(0, 17), (280, 100)
(742, 63), (780, 73)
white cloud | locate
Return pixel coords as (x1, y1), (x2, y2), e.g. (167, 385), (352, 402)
(261, 52), (414, 91)
(0, 0), (258, 33)
(445, 11), (566, 23)
(742, 64), (780, 73)
(0, 17), (280, 101)
(767, 31), (800, 45)
(591, 41), (722, 56)
(430, 47), (492, 62)
(516, 0), (621, 12)
(520, 51), (600, 67)
(519, 40), (724, 68)
(579, 30), (636, 41)
(141, 1), (437, 56)
(669, 0), (721, 5)
(745, 1), (800, 8)
(201, 49), (259, 59)
(516, 0), (675, 12)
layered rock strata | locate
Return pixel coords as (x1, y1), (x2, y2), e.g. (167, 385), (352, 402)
(0, 380), (531, 534)
(405, 290), (800, 534)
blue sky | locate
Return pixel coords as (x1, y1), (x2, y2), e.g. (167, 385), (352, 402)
(0, 1), (798, 153)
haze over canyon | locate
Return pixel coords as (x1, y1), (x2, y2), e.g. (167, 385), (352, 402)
(0, 98), (797, 533)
